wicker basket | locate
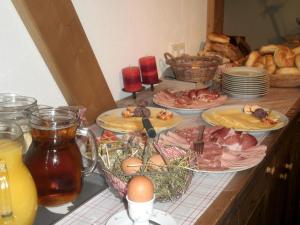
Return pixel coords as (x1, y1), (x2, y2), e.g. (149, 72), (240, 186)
(270, 74), (300, 88)
(99, 163), (193, 202)
(164, 52), (221, 83)
(97, 144), (193, 202)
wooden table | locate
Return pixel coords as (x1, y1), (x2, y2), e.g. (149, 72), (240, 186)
(118, 80), (300, 225)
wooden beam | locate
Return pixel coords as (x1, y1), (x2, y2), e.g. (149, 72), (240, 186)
(12, 0), (116, 124)
(207, 0), (224, 33)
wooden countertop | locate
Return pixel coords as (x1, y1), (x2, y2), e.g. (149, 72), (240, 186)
(117, 80), (300, 225)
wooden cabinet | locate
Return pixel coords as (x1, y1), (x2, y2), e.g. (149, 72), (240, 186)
(242, 113), (300, 225)
(217, 112), (300, 225)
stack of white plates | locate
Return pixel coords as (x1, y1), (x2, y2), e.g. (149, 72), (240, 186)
(222, 67), (269, 98)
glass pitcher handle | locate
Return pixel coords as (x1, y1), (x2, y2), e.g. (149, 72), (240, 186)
(76, 127), (98, 176)
(0, 160), (14, 223)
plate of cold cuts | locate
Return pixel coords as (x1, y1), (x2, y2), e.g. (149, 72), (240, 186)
(155, 126), (267, 173)
(153, 88), (227, 114)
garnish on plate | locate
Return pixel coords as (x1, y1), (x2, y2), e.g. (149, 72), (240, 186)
(122, 106), (151, 118)
(156, 109), (173, 120)
(243, 104), (278, 125)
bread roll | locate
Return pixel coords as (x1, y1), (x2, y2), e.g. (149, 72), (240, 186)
(259, 44), (281, 54)
(210, 42), (242, 62)
(245, 51), (260, 67)
(255, 55), (276, 74)
(253, 62), (265, 69)
(276, 67), (300, 76)
(292, 46), (300, 55)
(257, 55), (266, 65)
(203, 41), (212, 52)
(274, 46), (295, 68)
(264, 54), (276, 74)
(207, 33), (230, 44)
(295, 54), (300, 70)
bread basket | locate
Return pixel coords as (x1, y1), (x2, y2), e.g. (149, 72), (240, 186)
(270, 74), (300, 87)
(164, 52), (221, 83)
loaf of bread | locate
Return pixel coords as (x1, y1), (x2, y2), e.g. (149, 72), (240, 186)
(274, 46), (295, 68)
(207, 33), (230, 44)
(200, 33), (248, 65)
(209, 42), (243, 62)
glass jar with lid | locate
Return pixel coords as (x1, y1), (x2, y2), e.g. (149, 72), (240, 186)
(0, 93), (37, 152)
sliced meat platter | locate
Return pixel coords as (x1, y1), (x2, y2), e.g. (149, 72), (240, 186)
(153, 88), (227, 111)
(155, 126), (267, 172)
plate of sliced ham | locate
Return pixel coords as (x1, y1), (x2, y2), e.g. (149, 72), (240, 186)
(155, 126), (267, 173)
(153, 88), (227, 113)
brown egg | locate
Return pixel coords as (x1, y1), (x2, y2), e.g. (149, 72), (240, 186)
(121, 157), (143, 175)
(127, 175), (154, 202)
(148, 154), (166, 171)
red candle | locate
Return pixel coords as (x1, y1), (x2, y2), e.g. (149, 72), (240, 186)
(122, 66), (142, 92)
(139, 56), (159, 84)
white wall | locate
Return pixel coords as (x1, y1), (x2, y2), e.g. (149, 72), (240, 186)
(0, 1), (67, 106)
(72, 0), (207, 100)
(0, 0), (207, 104)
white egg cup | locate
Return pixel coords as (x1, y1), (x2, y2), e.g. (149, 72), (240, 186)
(126, 195), (155, 225)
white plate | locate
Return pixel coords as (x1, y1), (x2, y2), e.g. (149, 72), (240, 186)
(222, 81), (269, 87)
(222, 85), (269, 92)
(96, 107), (182, 133)
(223, 74), (268, 79)
(106, 209), (177, 225)
(223, 77), (268, 82)
(223, 92), (269, 99)
(192, 161), (264, 174)
(153, 98), (206, 114)
(223, 66), (267, 77)
(152, 95), (227, 114)
(201, 104), (289, 132)
(222, 88), (269, 94)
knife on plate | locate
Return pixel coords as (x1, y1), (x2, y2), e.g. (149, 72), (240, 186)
(142, 117), (156, 138)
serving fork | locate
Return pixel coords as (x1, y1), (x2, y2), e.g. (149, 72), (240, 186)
(193, 125), (205, 155)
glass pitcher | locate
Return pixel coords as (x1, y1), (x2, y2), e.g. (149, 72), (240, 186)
(0, 93), (37, 153)
(0, 121), (37, 225)
(24, 108), (98, 207)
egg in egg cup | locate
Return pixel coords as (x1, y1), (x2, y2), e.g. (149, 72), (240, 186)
(126, 175), (155, 225)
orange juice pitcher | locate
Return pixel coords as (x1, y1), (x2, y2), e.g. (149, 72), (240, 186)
(0, 121), (37, 225)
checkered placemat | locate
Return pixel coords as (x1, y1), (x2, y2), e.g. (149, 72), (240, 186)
(55, 130), (268, 225)
(55, 172), (234, 225)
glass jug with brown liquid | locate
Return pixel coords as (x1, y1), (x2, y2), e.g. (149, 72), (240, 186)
(24, 108), (98, 207)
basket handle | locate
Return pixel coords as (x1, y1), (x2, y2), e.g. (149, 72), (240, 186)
(164, 52), (176, 64)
